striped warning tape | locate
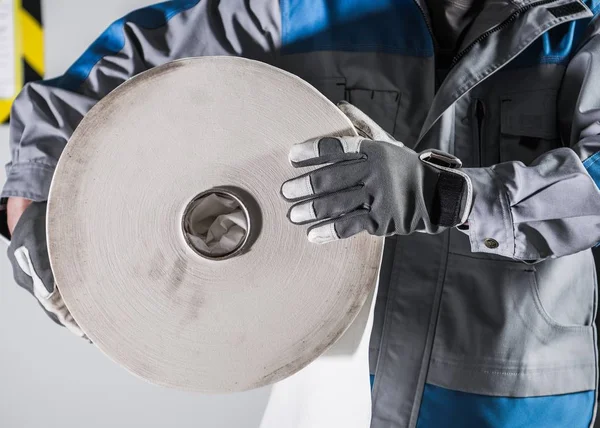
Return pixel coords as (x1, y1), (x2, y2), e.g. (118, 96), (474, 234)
(0, 0), (43, 124)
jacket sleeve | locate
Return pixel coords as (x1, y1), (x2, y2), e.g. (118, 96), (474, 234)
(1, 0), (279, 202)
(463, 23), (600, 261)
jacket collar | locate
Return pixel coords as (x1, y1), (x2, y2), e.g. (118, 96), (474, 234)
(415, 0), (592, 147)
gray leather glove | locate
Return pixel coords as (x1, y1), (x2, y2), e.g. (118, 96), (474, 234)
(7, 201), (87, 338)
(281, 102), (473, 243)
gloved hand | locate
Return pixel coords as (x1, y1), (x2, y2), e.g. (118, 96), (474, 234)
(281, 102), (473, 243)
(7, 201), (87, 339)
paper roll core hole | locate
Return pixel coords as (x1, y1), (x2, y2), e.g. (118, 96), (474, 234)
(182, 189), (251, 260)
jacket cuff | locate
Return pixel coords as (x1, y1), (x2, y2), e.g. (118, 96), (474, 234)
(462, 167), (516, 258)
(1, 162), (55, 201)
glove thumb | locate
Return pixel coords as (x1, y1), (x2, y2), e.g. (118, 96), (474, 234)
(336, 101), (398, 144)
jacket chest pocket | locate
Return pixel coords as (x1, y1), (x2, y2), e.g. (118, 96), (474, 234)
(306, 77), (401, 138)
(308, 77), (347, 104)
(346, 88), (400, 137)
(499, 90), (562, 165)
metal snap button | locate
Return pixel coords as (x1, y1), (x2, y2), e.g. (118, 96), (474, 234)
(484, 238), (499, 249)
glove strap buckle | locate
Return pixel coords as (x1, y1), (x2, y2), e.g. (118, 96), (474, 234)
(419, 150), (463, 169)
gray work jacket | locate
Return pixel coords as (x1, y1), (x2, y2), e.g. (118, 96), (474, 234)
(2, 1), (600, 427)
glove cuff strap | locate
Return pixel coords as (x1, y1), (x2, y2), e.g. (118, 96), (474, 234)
(419, 150), (473, 227)
(431, 172), (466, 227)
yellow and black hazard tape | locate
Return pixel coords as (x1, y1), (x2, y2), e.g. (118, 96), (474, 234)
(0, 0), (44, 124)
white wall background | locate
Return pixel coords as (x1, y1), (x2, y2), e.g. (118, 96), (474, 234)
(0, 2), (373, 427)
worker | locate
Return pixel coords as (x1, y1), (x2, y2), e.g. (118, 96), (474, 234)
(3, 1), (600, 427)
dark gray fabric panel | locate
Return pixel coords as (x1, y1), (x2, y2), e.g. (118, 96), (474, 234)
(371, 232), (448, 427)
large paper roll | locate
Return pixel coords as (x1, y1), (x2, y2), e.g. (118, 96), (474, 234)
(47, 57), (383, 392)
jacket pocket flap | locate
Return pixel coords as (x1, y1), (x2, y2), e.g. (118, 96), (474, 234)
(310, 77), (346, 104)
(500, 90), (558, 140)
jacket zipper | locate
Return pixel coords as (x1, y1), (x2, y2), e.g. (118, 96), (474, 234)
(474, 99), (486, 166)
(450, 0), (560, 69)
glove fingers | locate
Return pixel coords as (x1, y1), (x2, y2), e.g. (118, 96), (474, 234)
(14, 246), (51, 299)
(9, 201), (54, 293)
(288, 136), (364, 167)
(47, 287), (87, 338)
(63, 314), (87, 339)
(7, 201), (86, 339)
(287, 186), (367, 224)
(281, 158), (367, 201)
(307, 209), (372, 244)
(15, 245), (86, 338)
